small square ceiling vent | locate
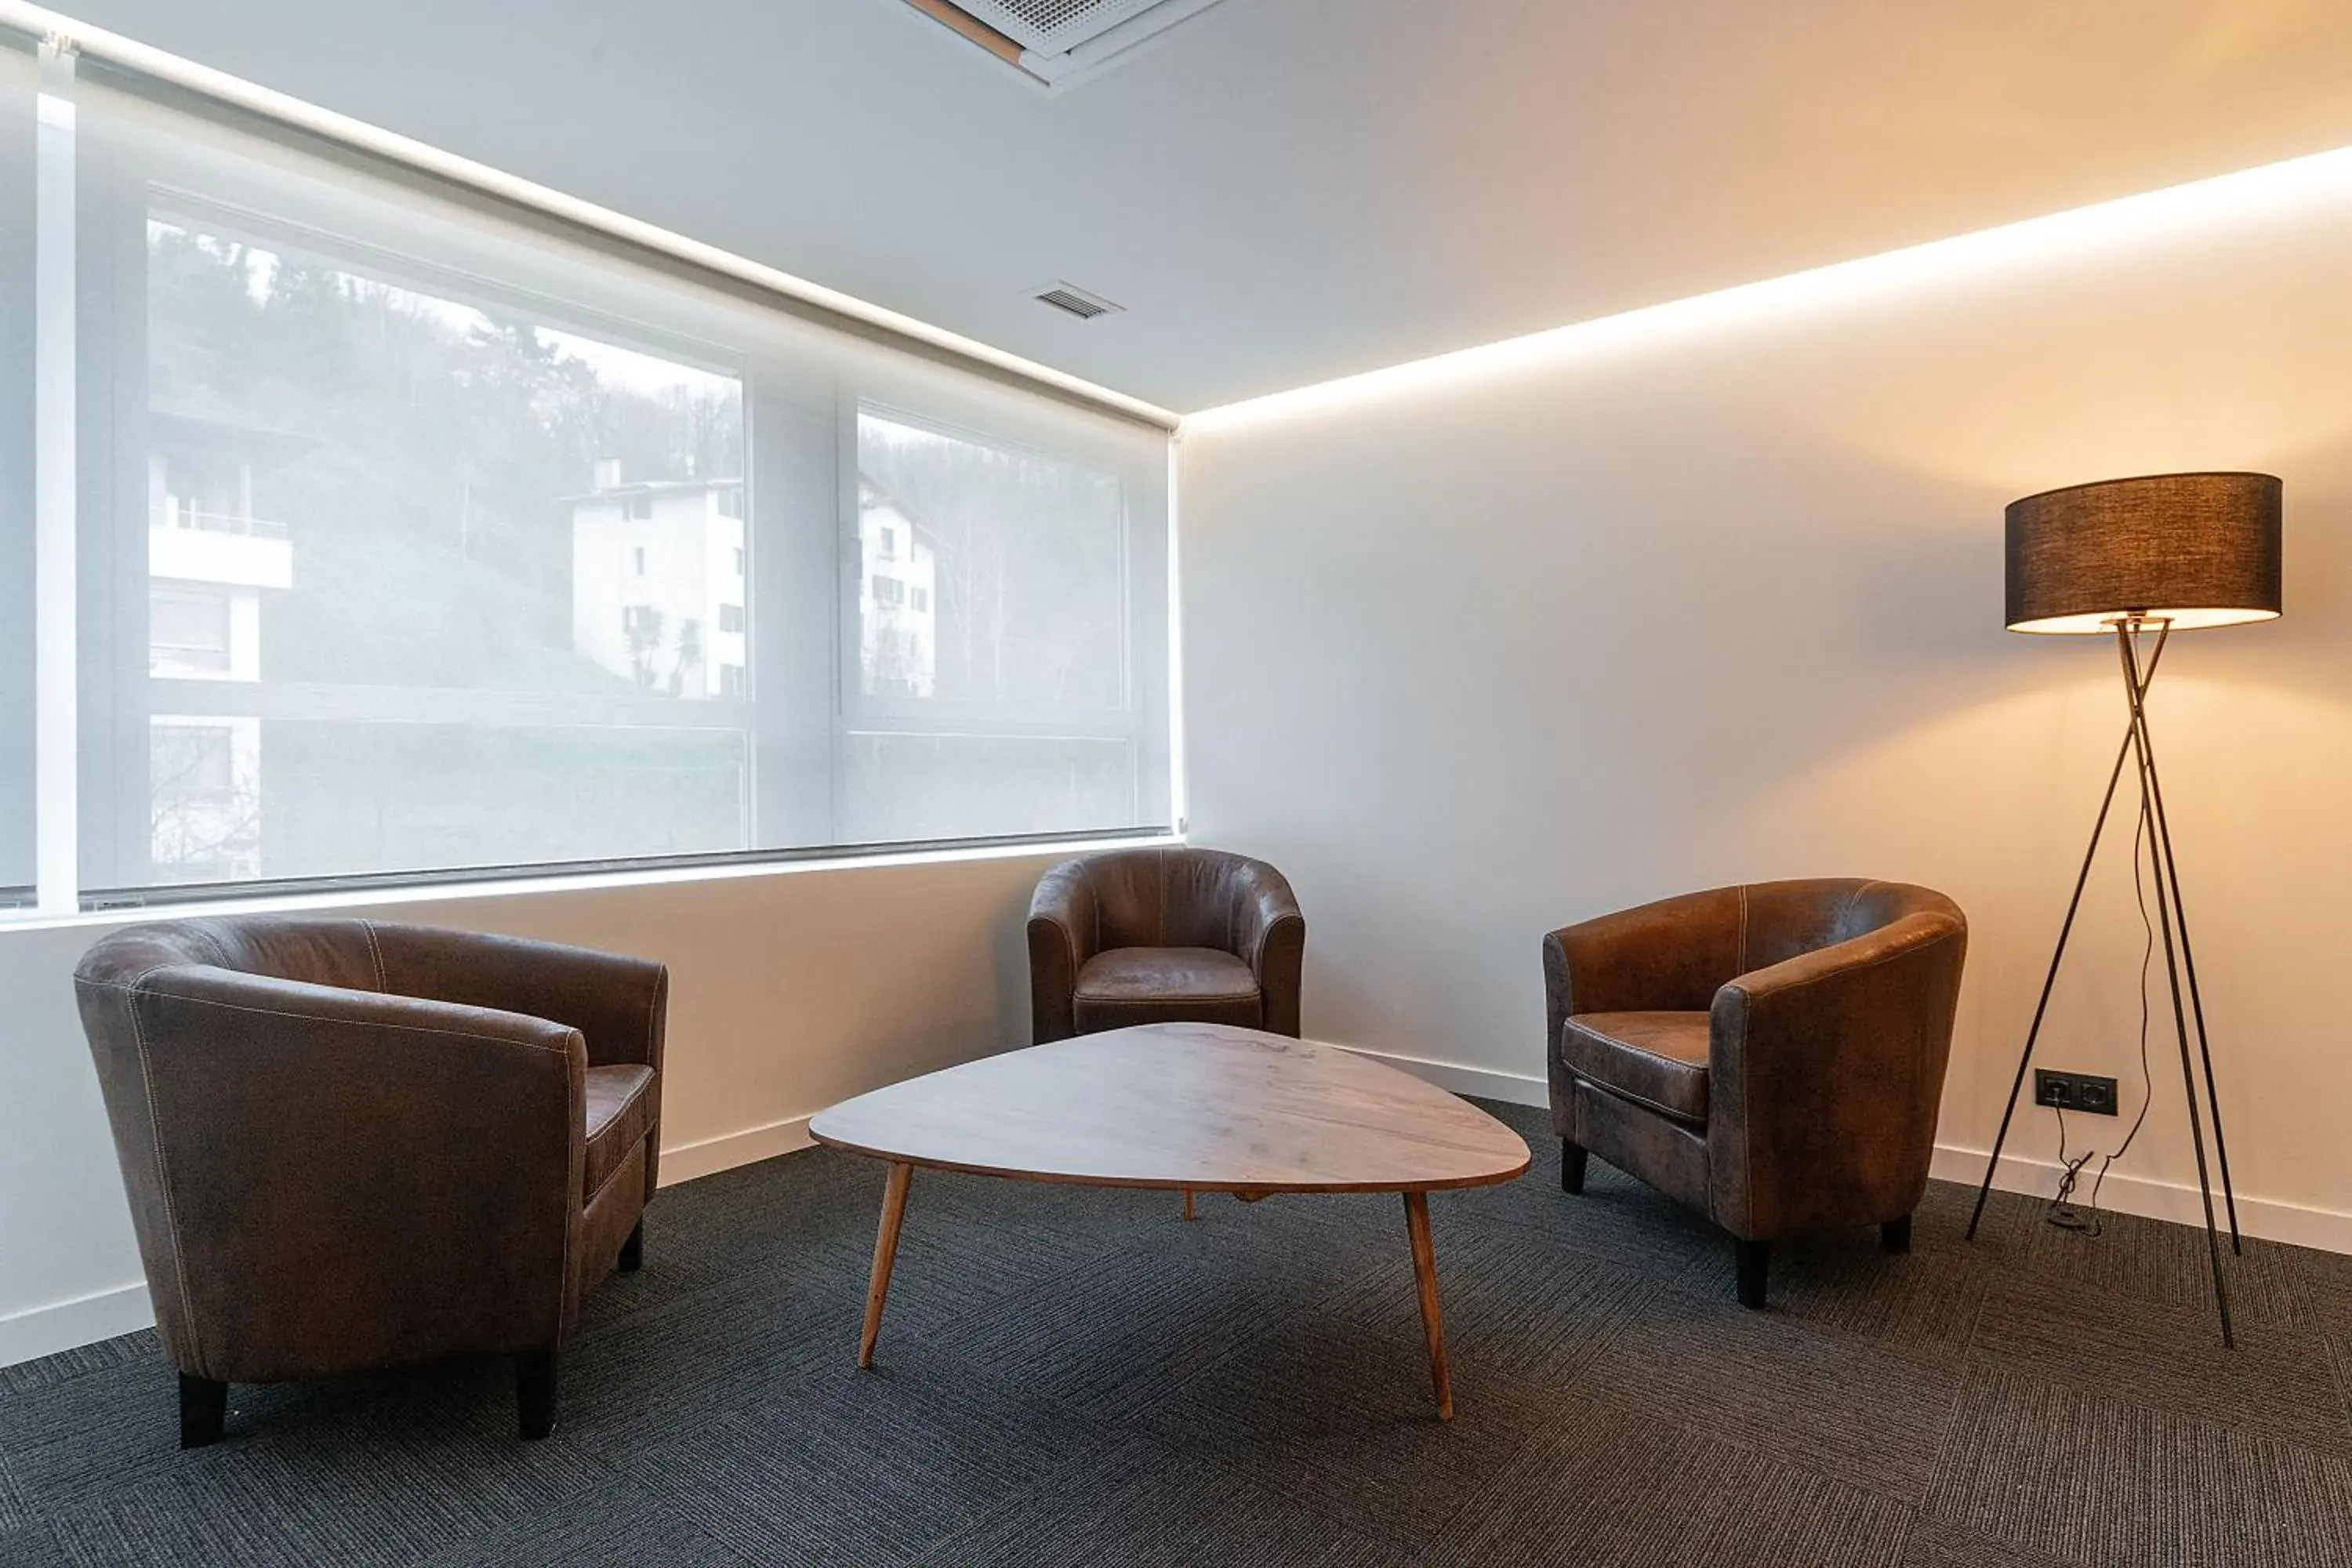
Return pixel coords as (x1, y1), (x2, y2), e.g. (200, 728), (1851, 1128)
(898, 0), (1232, 89)
(1031, 280), (1124, 321)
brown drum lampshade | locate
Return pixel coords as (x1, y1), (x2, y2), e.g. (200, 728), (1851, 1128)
(2005, 472), (2282, 634)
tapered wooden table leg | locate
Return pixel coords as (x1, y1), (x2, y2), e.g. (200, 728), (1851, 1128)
(1182, 1188), (1196, 1221)
(1402, 1190), (1453, 1421)
(858, 1161), (913, 1370)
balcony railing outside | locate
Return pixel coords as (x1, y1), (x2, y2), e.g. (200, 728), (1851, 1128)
(153, 500), (290, 539)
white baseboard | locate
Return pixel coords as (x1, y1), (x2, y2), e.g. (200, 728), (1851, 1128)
(1929, 1142), (2352, 1254)
(1335, 1044), (1548, 1108)
(1342, 1044), (2352, 1257)
(0, 1280), (153, 1369)
(657, 1112), (815, 1186)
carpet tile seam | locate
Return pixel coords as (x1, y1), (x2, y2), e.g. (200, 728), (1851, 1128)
(1910, 1260), (2005, 1510)
(1915, 1363), (2352, 1568)
(1948, 1326), (2352, 1459)
(884, 1417), (1142, 1568)
(1555, 1369), (1961, 1512)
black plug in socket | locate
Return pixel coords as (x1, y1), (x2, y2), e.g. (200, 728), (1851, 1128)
(2035, 1069), (2119, 1116)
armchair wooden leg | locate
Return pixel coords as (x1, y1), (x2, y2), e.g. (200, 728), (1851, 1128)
(1559, 1138), (1588, 1195)
(1882, 1214), (1912, 1254)
(619, 1219), (644, 1273)
(516, 1349), (558, 1440)
(179, 1374), (227, 1449)
(1735, 1239), (1770, 1309)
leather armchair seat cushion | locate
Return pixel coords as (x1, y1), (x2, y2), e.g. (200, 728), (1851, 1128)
(1073, 946), (1262, 1034)
(1562, 1011), (1711, 1125)
(583, 1065), (655, 1198)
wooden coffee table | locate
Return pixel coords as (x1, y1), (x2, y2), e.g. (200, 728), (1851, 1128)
(808, 1022), (1530, 1419)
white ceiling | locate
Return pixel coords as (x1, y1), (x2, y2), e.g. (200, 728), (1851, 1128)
(56, 0), (2352, 412)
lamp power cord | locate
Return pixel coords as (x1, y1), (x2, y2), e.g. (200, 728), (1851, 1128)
(2047, 801), (2158, 1236)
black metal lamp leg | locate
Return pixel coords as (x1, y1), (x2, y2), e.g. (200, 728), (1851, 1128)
(2136, 694), (2241, 1253)
(2116, 626), (2235, 1348)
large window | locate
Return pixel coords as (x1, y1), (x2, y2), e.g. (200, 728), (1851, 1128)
(33, 65), (1172, 907)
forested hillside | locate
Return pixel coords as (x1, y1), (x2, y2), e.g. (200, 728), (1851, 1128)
(148, 217), (744, 694)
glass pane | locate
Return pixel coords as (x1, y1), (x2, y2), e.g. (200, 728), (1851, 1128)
(143, 719), (749, 887)
(147, 717), (256, 883)
(145, 216), (746, 701)
(132, 212), (757, 887)
(855, 412), (1125, 709)
(838, 732), (1134, 844)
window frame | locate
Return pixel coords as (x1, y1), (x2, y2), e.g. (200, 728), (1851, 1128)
(0, 48), (33, 907)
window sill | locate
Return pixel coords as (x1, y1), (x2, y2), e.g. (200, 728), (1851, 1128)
(0, 831), (1185, 935)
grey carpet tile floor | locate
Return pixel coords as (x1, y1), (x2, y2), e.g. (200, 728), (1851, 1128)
(3, 1098), (2348, 1567)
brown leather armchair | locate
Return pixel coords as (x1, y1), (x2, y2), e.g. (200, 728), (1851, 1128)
(1028, 847), (1304, 1042)
(1544, 879), (1966, 1308)
(72, 916), (667, 1446)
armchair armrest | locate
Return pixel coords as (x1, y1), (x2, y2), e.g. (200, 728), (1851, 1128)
(1543, 887), (1744, 1061)
(1225, 859), (1305, 1036)
(365, 921), (667, 1073)
(1706, 909), (1968, 1236)
(1027, 861), (1104, 1043)
(93, 964), (587, 1377)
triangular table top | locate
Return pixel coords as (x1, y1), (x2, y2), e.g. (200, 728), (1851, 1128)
(810, 1024), (1530, 1421)
(811, 1022), (1529, 1192)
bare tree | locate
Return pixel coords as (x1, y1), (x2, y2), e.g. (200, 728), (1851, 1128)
(149, 724), (262, 880)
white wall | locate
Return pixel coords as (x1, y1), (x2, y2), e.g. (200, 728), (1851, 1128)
(1179, 162), (2352, 1251)
(0, 846), (1080, 1365)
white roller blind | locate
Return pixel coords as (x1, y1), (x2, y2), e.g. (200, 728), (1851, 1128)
(53, 67), (1171, 903)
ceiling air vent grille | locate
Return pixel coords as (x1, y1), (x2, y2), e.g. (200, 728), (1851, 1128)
(956, 0), (1166, 53)
(1032, 281), (1124, 321)
(898, 0), (1231, 88)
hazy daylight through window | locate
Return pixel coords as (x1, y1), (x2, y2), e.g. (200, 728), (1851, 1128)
(25, 66), (1171, 908)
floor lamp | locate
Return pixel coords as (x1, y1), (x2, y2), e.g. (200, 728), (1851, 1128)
(1965, 471), (2282, 1349)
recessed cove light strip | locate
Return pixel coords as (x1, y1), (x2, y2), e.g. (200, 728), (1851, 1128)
(1181, 140), (2352, 434)
(0, 0), (1181, 430)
